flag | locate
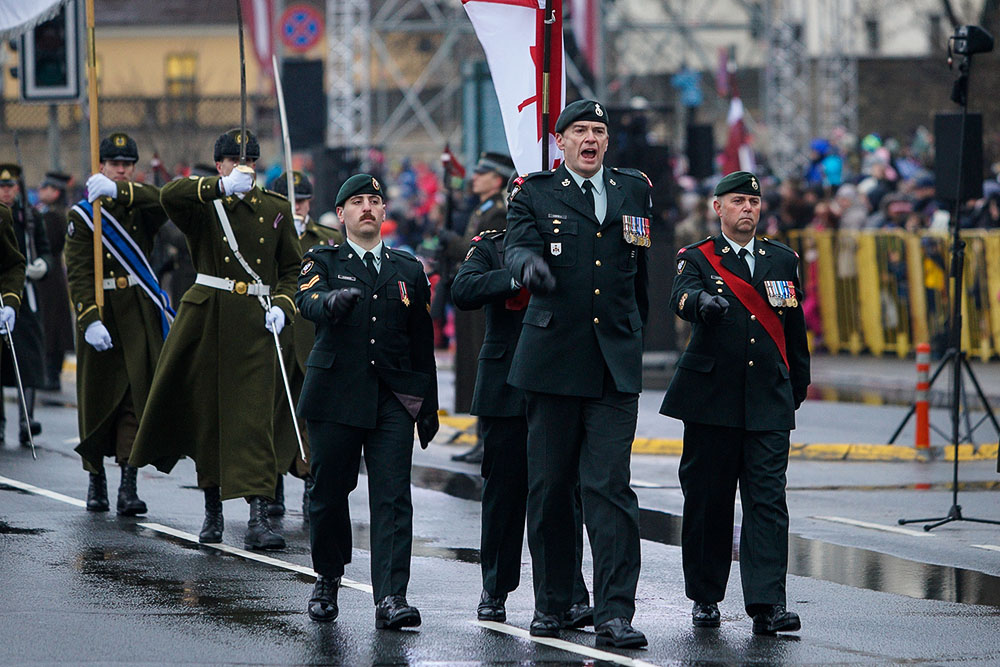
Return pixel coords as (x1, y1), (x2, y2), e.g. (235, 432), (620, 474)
(463, 0), (566, 175)
(441, 144), (466, 189)
(240, 0), (275, 78)
(0, 0), (69, 40)
(721, 97), (755, 176)
(568, 0), (598, 76)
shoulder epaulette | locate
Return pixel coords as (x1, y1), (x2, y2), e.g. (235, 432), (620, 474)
(484, 228), (505, 240)
(262, 189), (288, 202)
(761, 237), (798, 257)
(611, 167), (653, 187)
(390, 247), (419, 262)
(677, 236), (713, 255)
(308, 244), (338, 252)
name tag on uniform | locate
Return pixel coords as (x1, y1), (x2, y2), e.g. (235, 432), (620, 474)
(622, 215), (651, 247)
(337, 274), (356, 281)
(764, 280), (798, 307)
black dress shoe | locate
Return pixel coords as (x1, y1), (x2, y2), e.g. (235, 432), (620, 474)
(375, 594), (421, 629)
(307, 575), (340, 622)
(751, 605), (801, 635)
(692, 601), (721, 628)
(529, 611), (561, 638)
(477, 589), (507, 622)
(563, 602), (594, 628)
(595, 617), (647, 649)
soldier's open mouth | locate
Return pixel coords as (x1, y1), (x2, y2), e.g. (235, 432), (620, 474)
(582, 149), (597, 159)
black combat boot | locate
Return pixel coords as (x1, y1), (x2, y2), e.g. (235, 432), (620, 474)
(116, 464), (148, 516)
(267, 476), (285, 516)
(245, 496), (285, 550)
(18, 388), (42, 446)
(302, 474), (314, 522)
(86, 467), (109, 512)
(199, 486), (224, 543)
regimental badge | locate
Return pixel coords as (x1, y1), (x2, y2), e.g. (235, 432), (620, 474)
(676, 259), (686, 274)
(67, 221), (75, 237)
(294, 173), (301, 185)
(764, 280), (798, 308)
(562, 179), (571, 187)
(372, 177), (381, 191)
(751, 177), (759, 191)
(508, 185), (521, 201)
(300, 260), (314, 275)
(550, 242), (562, 256)
(398, 280), (410, 307)
(300, 275), (320, 291)
(464, 247), (476, 262)
(595, 103), (604, 117)
(114, 134), (127, 147)
(622, 215), (651, 247)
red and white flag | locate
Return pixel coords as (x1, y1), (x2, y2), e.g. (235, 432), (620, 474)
(463, 0), (566, 175)
(721, 97), (755, 176)
(240, 0), (275, 78)
(568, 0), (598, 75)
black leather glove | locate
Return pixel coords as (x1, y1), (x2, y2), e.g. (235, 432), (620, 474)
(323, 288), (363, 321)
(521, 255), (556, 295)
(697, 291), (729, 324)
(417, 411), (439, 449)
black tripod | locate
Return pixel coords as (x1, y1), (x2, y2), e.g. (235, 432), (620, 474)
(899, 31), (1000, 531)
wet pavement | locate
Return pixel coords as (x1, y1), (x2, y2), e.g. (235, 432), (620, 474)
(1, 358), (1000, 664)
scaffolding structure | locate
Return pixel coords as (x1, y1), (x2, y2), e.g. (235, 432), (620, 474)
(814, 0), (859, 142)
(763, 2), (811, 179)
(325, 0), (371, 149)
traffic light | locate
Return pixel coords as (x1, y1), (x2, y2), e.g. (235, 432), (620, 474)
(19, 0), (81, 102)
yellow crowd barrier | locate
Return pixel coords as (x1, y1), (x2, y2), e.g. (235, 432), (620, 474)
(784, 229), (1000, 360)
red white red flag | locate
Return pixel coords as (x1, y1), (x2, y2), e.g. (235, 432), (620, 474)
(462, 0), (566, 174)
(240, 0), (275, 78)
(721, 97), (755, 176)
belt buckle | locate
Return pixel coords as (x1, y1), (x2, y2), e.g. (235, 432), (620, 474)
(234, 281), (248, 295)
(115, 276), (128, 289)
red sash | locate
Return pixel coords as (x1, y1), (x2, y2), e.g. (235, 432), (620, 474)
(696, 242), (788, 369)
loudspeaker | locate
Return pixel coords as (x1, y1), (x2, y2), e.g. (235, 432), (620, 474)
(686, 124), (714, 180)
(934, 113), (983, 202)
(311, 147), (362, 216)
(281, 59), (326, 149)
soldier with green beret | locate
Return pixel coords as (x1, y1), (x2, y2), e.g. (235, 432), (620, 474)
(297, 173), (438, 628)
(65, 132), (171, 515)
(129, 128), (300, 551)
(661, 170), (810, 635)
(503, 98), (650, 648)
(266, 170), (343, 518)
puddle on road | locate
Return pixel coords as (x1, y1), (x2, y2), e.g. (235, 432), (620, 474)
(0, 519), (48, 535)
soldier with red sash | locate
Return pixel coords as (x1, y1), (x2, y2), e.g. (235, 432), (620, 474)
(660, 170), (810, 636)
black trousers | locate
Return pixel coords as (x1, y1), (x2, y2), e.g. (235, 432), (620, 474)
(524, 379), (640, 625)
(307, 388), (415, 603)
(679, 422), (790, 614)
(480, 415), (589, 605)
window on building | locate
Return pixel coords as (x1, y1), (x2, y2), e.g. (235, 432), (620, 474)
(165, 53), (197, 123)
(864, 17), (880, 52)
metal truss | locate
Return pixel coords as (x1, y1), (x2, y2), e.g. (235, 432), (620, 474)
(764, 1), (811, 179)
(814, 0), (859, 141)
(326, 0), (371, 149)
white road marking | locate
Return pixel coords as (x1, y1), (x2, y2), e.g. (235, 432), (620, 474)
(971, 544), (1000, 553)
(812, 515), (935, 537)
(473, 621), (659, 667)
(0, 474), (87, 508)
(62, 437), (81, 445)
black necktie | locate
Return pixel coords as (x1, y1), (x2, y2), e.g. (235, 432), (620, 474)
(737, 248), (752, 282)
(582, 179), (595, 216)
(364, 251), (378, 282)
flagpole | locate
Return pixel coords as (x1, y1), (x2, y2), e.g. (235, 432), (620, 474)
(85, 0), (103, 316)
(540, 0), (554, 170)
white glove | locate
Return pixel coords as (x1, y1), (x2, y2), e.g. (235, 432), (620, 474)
(220, 168), (254, 196)
(25, 257), (47, 281)
(84, 320), (113, 351)
(86, 173), (117, 203)
(0, 306), (15, 334)
(265, 306), (285, 335)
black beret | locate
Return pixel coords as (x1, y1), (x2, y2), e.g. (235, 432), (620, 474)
(474, 152), (515, 179)
(214, 128), (260, 162)
(0, 163), (21, 184)
(714, 171), (761, 197)
(555, 99), (609, 134)
(335, 173), (383, 208)
(99, 132), (139, 163)
(270, 171), (313, 199)
(40, 171), (71, 189)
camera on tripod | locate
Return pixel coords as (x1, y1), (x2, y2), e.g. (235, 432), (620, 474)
(950, 25), (993, 56)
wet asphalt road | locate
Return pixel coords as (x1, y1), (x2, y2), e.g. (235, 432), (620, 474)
(2, 389), (1000, 665)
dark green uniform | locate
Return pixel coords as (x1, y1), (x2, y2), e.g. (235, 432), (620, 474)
(0, 203), (25, 312)
(452, 229), (589, 607)
(296, 243), (436, 602)
(504, 163), (650, 626)
(129, 176), (299, 501)
(660, 234), (810, 613)
(1, 201), (49, 391)
(65, 181), (169, 471)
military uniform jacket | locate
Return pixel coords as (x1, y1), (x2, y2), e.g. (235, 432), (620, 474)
(0, 204), (25, 311)
(293, 219), (344, 373)
(660, 235), (810, 430)
(130, 176), (299, 501)
(295, 243), (437, 430)
(504, 164), (651, 397)
(65, 182), (169, 468)
(452, 230), (526, 417)
(37, 201), (74, 355)
(1, 202), (50, 389)
(443, 193), (508, 269)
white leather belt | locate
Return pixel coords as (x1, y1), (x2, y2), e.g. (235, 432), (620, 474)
(102, 275), (139, 290)
(195, 273), (271, 296)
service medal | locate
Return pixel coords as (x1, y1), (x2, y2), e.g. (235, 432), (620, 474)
(398, 280), (410, 307)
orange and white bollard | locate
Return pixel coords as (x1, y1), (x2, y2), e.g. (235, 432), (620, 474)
(915, 343), (931, 450)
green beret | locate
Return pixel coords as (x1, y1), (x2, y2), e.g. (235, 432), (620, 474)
(335, 173), (384, 208)
(714, 171), (761, 197)
(555, 99), (609, 134)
